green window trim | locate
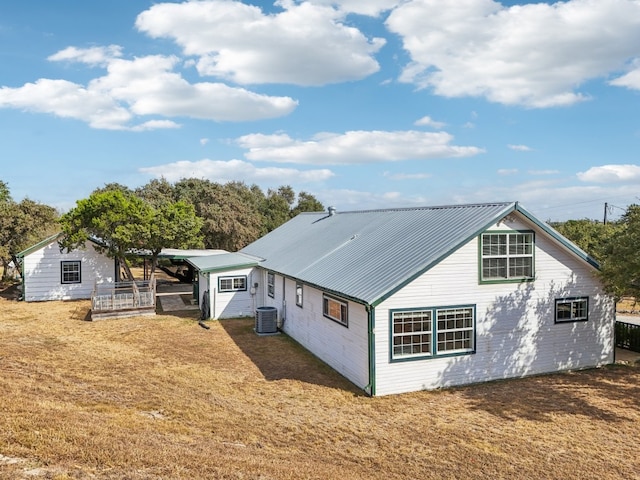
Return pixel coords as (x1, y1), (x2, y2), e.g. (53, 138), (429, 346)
(479, 230), (535, 284)
(390, 305), (476, 362)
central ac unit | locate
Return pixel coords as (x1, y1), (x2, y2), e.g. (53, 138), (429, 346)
(255, 306), (278, 334)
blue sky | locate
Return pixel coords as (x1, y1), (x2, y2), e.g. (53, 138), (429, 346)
(2, 0), (640, 222)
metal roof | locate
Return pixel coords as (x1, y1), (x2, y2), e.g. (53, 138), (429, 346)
(240, 201), (599, 306)
(185, 252), (261, 274)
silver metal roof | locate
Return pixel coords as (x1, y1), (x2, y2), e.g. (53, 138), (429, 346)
(241, 202), (519, 305)
(186, 252), (261, 274)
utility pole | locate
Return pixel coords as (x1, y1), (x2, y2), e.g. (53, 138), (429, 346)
(604, 202), (608, 225)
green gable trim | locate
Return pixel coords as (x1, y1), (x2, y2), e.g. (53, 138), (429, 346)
(16, 233), (62, 259)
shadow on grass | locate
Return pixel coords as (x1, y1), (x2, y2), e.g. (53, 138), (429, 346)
(219, 318), (364, 396)
(0, 282), (20, 300)
(457, 365), (640, 422)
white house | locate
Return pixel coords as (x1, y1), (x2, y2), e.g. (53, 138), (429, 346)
(17, 234), (117, 302)
(235, 202), (614, 396)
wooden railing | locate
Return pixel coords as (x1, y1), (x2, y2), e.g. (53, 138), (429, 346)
(615, 321), (640, 353)
(91, 275), (156, 314)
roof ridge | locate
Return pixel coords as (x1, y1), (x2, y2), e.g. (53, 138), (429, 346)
(333, 201), (515, 215)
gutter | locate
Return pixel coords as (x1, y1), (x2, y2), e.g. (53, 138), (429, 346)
(364, 304), (376, 397)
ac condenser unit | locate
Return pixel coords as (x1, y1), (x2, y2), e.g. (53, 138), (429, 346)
(255, 306), (278, 334)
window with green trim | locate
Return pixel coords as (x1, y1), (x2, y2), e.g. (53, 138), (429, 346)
(481, 232), (534, 282)
(555, 297), (588, 323)
(391, 306), (475, 360)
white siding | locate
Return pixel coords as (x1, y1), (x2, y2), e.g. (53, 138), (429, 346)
(374, 216), (614, 396)
(257, 269), (370, 390)
(23, 240), (115, 302)
(200, 268), (257, 319)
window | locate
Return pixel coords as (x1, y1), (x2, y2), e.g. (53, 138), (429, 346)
(218, 275), (247, 292)
(296, 283), (303, 307)
(481, 232), (534, 282)
(555, 297), (588, 323)
(61, 261), (81, 284)
(391, 306), (475, 360)
(267, 272), (275, 298)
(392, 310), (432, 358)
(323, 294), (348, 326)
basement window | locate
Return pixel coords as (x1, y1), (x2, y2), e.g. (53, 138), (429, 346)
(218, 275), (247, 292)
(555, 297), (588, 323)
(61, 261), (81, 284)
(323, 294), (348, 327)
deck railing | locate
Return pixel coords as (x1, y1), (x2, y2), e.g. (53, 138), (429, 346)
(615, 321), (640, 353)
(91, 275), (156, 314)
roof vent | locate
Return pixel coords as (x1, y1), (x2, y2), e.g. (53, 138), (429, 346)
(328, 206), (336, 216)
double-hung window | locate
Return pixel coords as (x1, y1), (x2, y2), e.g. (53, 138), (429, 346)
(296, 283), (303, 307)
(481, 232), (534, 282)
(267, 272), (275, 298)
(391, 306), (475, 361)
(218, 275), (247, 292)
(323, 294), (348, 326)
(555, 297), (588, 323)
(61, 261), (81, 284)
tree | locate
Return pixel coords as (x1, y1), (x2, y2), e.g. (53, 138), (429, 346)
(291, 191), (324, 217)
(551, 218), (621, 263)
(0, 184), (59, 281)
(59, 189), (154, 281)
(598, 205), (640, 299)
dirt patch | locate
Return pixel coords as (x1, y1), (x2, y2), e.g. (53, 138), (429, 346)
(1, 297), (639, 480)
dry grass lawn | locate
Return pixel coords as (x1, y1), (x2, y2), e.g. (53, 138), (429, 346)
(1, 284), (639, 480)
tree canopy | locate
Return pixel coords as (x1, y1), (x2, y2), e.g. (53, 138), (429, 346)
(0, 182), (59, 280)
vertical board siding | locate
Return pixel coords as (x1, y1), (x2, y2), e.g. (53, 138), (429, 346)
(374, 217), (614, 396)
(258, 270), (369, 389)
(23, 241), (115, 302)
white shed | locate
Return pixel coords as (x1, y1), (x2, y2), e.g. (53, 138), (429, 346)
(17, 234), (117, 302)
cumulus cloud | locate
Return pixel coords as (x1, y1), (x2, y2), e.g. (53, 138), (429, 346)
(139, 158), (335, 184)
(308, 0), (402, 16)
(387, 0), (640, 107)
(48, 45), (123, 66)
(414, 116), (447, 129)
(508, 144), (532, 152)
(0, 48), (297, 130)
(237, 130), (484, 165)
(135, 0), (384, 85)
(577, 164), (640, 183)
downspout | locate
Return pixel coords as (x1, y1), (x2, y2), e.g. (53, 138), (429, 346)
(364, 304), (376, 397)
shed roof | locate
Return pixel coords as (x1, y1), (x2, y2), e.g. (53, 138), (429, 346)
(186, 252), (261, 274)
(240, 201), (599, 306)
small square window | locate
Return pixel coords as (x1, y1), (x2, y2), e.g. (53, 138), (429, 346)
(61, 261), (81, 284)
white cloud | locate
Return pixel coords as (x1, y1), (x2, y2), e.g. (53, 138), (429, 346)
(387, 0), (640, 107)
(414, 116), (447, 129)
(139, 158), (335, 184)
(135, 0), (384, 86)
(508, 144), (532, 152)
(498, 169), (518, 176)
(237, 130), (484, 165)
(0, 78), (132, 130)
(383, 171), (432, 180)
(0, 51), (297, 129)
(577, 164), (640, 183)
(48, 45), (123, 66)
(307, 0), (402, 16)
(200, 138), (210, 146)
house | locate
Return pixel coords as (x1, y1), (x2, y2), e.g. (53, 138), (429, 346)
(231, 201), (614, 396)
(16, 233), (117, 302)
